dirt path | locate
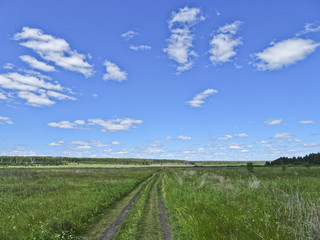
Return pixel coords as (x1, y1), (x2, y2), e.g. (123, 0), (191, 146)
(158, 184), (172, 240)
(100, 176), (153, 240)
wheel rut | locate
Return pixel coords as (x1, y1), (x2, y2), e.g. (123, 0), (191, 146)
(158, 183), (172, 240)
(100, 173), (172, 240)
(100, 176), (153, 240)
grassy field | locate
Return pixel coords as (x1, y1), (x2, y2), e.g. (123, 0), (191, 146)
(0, 168), (153, 239)
(1, 165), (320, 240)
(162, 167), (320, 240)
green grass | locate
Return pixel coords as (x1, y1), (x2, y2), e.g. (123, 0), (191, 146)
(0, 168), (153, 239)
(162, 167), (320, 240)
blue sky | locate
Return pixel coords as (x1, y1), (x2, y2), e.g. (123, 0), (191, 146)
(0, 0), (320, 161)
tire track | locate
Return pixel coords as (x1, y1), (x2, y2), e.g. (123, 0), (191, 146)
(100, 175), (154, 240)
(158, 183), (172, 240)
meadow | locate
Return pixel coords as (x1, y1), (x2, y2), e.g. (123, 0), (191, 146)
(1, 165), (320, 240)
(162, 167), (320, 240)
(0, 168), (153, 239)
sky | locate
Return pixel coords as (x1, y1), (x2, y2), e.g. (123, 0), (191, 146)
(0, 0), (320, 161)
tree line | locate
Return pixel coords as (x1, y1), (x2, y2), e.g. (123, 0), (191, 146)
(266, 152), (320, 166)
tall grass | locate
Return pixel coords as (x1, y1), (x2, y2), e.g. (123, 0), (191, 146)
(162, 167), (320, 240)
(0, 168), (153, 239)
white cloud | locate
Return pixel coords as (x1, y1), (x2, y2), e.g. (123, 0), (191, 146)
(121, 30), (138, 41)
(111, 141), (121, 145)
(273, 132), (293, 139)
(0, 92), (7, 100)
(303, 143), (320, 147)
(0, 71), (75, 107)
(254, 38), (320, 71)
(20, 55), (56, 72)
(229, 145), (241, 150)
(187, 88), (218, 107)
(264, 118), (283, 126)
(88, 118), (142, 132)
(299, 120), (315, 124)
(103, 61), (127, 82)
(209, 20), (243, 64)
(3, 63), (14, 70)
(130, 45), (151, 51)
(14, 27), (94, 77)
(48, 120), (80, 129)
(235, 133), (248, 138)
(18, 91), (55, 107)
(164, 6), (204, 73)
(177, 135), (191, 140)
(296, 22), (320, 36)
(1, 147), (36, 156)
(48, 117), (142, 132)
(0, 115), (13, 125)
(288, 139), (303, 143)
(216, 135), (233, 140)
(48, 140), (65, 146)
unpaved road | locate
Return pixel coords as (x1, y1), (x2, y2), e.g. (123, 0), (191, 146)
(101, 174), (171, 240)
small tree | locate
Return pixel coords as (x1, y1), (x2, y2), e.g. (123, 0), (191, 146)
(247, 162), (254, 173)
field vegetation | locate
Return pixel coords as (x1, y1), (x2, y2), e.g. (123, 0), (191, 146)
(162, 167), (320, 239)
(0, 168), (153, 239)
(1, 162), (320, 240)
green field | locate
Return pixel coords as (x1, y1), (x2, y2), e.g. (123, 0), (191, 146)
(1, 166), (320, 239)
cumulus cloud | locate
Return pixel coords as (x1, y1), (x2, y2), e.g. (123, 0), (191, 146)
(1, 147), (36, 156)
(0, 115), (13, 125)
(187, 88), (218, 107)
(48, 118), (142, 132)
(48, 140), (65, 146)
(129, 45), (151, 51)
(229, 145), (241, 150)
(88, 118), (142, 132)
(0, 71), (75, 107)
(273, 132), (293, 139)
(235, 133), (248, 138)
(296, 22), (320, 36)
(209, 20), (243, 64)
(19, 55), (56, 72)
(164, 6), (204, 73)
(264, 118), (283, 126)
(177, 135), (192, 140)
(121, 30), (138, 41)
(103, 61), (127, 82)
(254, 38), (320, 71)
(49, 140), (117, 148)
(48, 120), (82, 129)
(299, 120), (315, 124)
(216, 135), (233, 140)
(14, 27), (94, 77)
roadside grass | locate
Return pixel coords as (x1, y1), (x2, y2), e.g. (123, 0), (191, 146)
(0, 168), (153, 240)
(162, 167), (320, 240)
(114, 173), (162, 240)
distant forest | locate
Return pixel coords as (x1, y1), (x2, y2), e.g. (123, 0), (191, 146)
(267, 152), (320, 166)
(0, 156), (195, 166)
